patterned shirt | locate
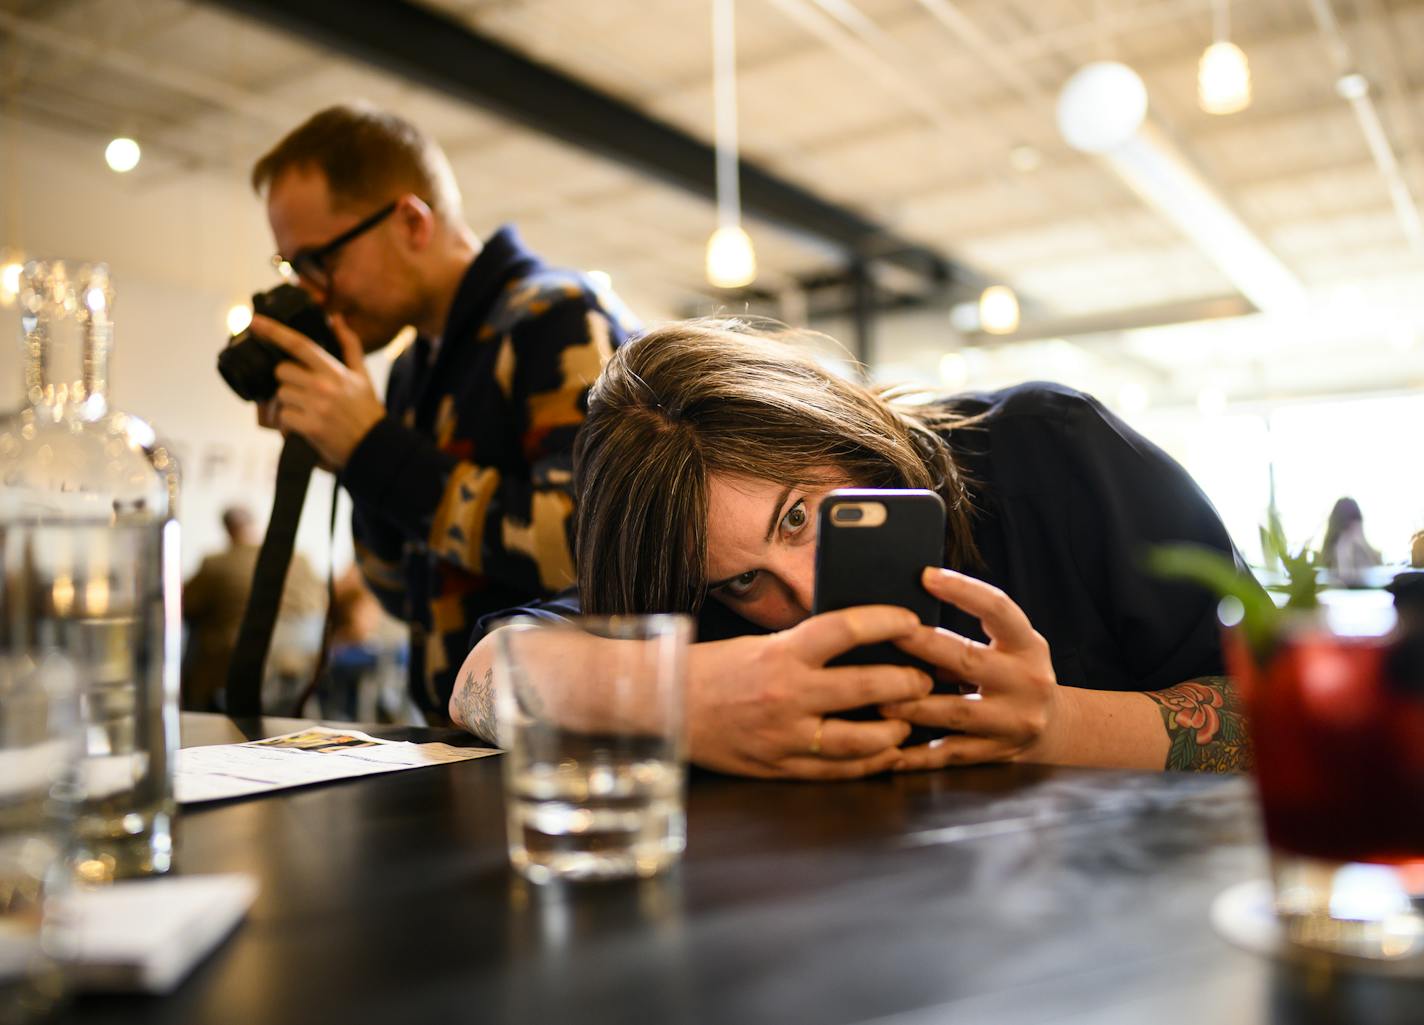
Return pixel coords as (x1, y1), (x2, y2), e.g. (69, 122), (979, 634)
(341, 225), (638, 718)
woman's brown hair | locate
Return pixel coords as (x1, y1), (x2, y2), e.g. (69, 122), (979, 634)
(573, 320), (980, 616)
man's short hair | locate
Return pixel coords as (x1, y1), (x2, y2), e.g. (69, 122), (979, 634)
(251, 103), (463, 222)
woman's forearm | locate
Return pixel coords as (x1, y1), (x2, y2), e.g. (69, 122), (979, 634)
(449, 635), (499, 744)
(449, 628), (678, 744)
(1034, 676), (1249, 774)
(1142, 676), (1251, 773)
(450, 612), (930, 780)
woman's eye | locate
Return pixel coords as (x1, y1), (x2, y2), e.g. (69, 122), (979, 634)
(781, 500), (808, 535)
(723, 570), (760, 598)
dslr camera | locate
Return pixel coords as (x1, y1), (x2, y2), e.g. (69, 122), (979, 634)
(218, 284), (342, 402)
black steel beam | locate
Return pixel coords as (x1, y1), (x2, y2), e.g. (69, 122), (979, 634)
(202, 0), (970, 286)
(964, 294), (1255, 344)
(849, 259), (876, 369)
(680, 261), (958, 323)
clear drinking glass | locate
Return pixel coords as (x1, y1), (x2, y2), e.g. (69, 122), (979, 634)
(493, 615), (692, 884)
(0, 603), (80, 1022)
(0, 261), (181, 883)
(2, 523), (179, 883)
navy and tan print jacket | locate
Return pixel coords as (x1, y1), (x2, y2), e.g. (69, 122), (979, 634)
(341, 225), (638, 718)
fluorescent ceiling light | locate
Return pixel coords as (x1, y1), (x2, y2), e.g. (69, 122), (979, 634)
(1058, 63), (1305, 315)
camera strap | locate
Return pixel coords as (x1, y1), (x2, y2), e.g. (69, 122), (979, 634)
(225, 434), (319, 718)
(286, 495), (339, 719)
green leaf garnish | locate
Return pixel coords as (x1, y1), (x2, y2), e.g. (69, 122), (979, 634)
(1147, 545), (1278, 657)
(1149, 514), (1321, 663)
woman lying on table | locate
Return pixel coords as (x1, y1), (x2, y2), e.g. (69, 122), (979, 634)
(449, 320), (1253, 779)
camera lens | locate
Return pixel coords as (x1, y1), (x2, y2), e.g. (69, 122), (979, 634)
(217, 329), (284, 402)
(216, 284), (340, 404)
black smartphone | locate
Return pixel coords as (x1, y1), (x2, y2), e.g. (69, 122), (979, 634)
(813, 488), (944, 673)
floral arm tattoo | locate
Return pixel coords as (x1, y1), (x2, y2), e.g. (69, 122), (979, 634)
(455, 667), (498, 745)
(1144, 676), (1252, 774)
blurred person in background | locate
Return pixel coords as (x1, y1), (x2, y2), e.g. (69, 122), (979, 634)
(1410, 529), (1424, 569)
(182, 506), (324, 711)
(314, 566), (391, 721)
(247, 103), (638, 723)
(1319, 496), (1381, 585)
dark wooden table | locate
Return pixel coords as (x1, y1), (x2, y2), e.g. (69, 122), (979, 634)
(57, 713), (1422, 1025)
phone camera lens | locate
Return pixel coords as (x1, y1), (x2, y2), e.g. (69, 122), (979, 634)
(833, 505), (864, 524)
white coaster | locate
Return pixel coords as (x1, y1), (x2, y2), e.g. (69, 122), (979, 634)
(1212, 879), (1424, 978)
(62, 873), (258, 993)
(1210, 879), (1283, 957)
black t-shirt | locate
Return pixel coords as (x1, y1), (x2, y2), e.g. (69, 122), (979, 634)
(475, 382), (1242, 693)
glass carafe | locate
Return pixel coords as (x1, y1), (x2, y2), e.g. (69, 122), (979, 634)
(0, 261), (181, 881)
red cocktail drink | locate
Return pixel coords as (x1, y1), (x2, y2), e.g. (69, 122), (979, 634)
(1224, 606), (1424, 960)
(1227, 624), (1424, 863)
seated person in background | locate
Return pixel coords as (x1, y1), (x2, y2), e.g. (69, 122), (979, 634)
(451, 321), (1254, 779)
(1319, 496), (1381, 585)
(1412, 530), (1424, 569)
(316, 566), (387, 721)
(182, 506), (324, 711)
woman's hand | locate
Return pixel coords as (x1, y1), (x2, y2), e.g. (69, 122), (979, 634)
(880, 568), (1077, 770)
(686, 606), (934, 780)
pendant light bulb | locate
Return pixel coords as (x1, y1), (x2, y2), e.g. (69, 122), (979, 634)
(1198, 41), (1251, 114)
(707, 0), (755, 289)
(0, 257), (23, 306)
(706, 225), (757, 289)
(226, 303), (254, 335)
(978, 285), (1020, 335)
(105, 137), (141, 173)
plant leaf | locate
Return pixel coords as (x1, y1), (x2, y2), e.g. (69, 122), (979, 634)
(1254, 509), (1319, 611)
(1146, 544), (1279, 657)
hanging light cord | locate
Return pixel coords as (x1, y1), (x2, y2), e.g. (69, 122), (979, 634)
(712, 0), (741, 231)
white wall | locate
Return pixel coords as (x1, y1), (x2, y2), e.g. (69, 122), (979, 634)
(0, 117), (355, 577)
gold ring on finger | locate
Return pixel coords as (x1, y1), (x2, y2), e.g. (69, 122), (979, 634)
(809, 718), (825, 757)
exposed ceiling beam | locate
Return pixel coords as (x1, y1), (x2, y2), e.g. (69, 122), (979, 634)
(198, 0), (973, 289)
(0, 7), (304, 129)
(966, 294), (1256, 345)
(745, 2), (1424, 211)
(894, 153), (1424, 257)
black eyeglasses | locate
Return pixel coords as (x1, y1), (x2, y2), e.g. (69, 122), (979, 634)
(272, 200), (398, 290)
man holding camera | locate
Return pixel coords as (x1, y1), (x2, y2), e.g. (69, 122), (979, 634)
(246, 104), (638, 721)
